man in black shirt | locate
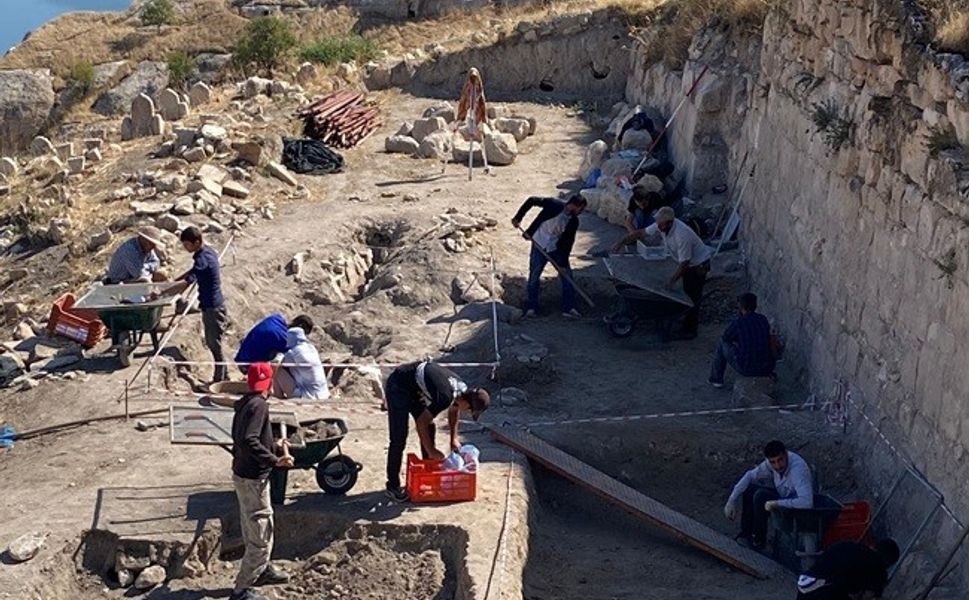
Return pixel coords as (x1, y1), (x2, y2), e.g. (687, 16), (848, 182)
(230, 362), (294, 600)
(511, 195), (587, 319)
(384, 361), (491, 501)
(796, 539), (899, 599)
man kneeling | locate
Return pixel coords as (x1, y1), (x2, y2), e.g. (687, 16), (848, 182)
(723, 440), (813, 549)
(272, 315), (329, 401)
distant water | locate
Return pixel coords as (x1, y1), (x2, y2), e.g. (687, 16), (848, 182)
(0, 0), (132, 55)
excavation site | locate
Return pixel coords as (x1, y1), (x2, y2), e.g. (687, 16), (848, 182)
(1, 0), (968, 598)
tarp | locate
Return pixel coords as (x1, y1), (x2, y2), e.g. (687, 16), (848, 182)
(282, 138), (344, 175)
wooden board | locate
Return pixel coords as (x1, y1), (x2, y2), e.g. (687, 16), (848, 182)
(488, 425), (787, 580)
(602, 255), (693, 307)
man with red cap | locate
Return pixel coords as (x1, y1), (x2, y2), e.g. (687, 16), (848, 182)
(230, 362), (293, 600)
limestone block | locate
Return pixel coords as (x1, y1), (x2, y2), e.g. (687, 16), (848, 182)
(483, 132), (517, 166)
(418, 131), (452, 160)
(411, 117), (447, 143)
(183, 147), (206, 162)
(0, 157), (17, 177)
(157, 88), (188, 121)
(188, 82), (212, 106)
(422, 102), (455, 123)
(385, 135), (419, 154)
(29, 136), (55, 156)
(85, 148), (102, 162)
(295, 62), (316, 85)
(267, 161), (297, 186)
(621, 129), (652, 150)
(54, 142), (73, 161)
(732, 377), (775, 407)
(67, 156), (85, 174)
(493, 117), (530, 142)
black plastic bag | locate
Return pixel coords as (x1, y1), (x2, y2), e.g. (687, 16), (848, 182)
(281, 138), (345, 175)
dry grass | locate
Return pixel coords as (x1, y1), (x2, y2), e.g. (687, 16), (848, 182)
(937, 10), (969, 54)
(630, 0), (777, 68)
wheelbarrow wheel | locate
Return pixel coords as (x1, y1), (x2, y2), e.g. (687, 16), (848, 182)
(316, 455), (359, 495)
(608, 316), (634, 338)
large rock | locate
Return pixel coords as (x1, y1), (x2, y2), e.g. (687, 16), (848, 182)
(483, 132), (518, 166)
(493, 117), (530, 142)
(385, 135), (419, 155)
(92, 61), (131, 92)
(5, 532), (46, 563)
(418, 130), (452, 160)
(411, 117), (447, 143)
(422, 102), (455, 123)
(0, 157), (17, 177)
(134, 565), (166, 590)
(93, 61), (169, 116)
(621, 128), (653, 151)
(121, 94), (164, 141)
(242, 77), (272, 99)
(0, 69), (55, 155)
(267, 161), (297, 186)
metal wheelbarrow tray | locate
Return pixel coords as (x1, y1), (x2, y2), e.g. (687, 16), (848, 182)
(74, 283), (176, 366)
(601, 255), (694, 341)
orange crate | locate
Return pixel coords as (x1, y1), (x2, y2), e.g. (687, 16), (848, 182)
(822, 501), (872, 547)
(406, 453), (477, 503)
(46, 293), (107, 348)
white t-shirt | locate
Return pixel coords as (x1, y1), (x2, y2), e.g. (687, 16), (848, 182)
(531, 213), (569, 252)
(644, 219), (712, 267)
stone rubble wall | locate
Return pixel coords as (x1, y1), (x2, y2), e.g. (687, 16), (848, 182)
(627, 0), (969, 522)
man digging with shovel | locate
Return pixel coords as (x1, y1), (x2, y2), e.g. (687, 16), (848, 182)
(512, 194), (589, 319)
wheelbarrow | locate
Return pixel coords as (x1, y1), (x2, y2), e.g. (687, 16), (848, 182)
(73, 283), (175, 366)
(600, 255), (694, 341)
(269, 417), (361, 504)
(169, 405), (362, 505)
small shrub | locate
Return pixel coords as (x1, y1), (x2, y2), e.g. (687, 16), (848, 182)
(934, 248), (957, 289)
(937, 11), (969, 54)
(140, 0), (175, 28)
(298, 35), (381, 66)
(167, 50), (196, 90)
(926, 125), (960, 158)
(68, 61), (96, 95)
(233, 17), (297, 77)
(811, 99), (854, 151)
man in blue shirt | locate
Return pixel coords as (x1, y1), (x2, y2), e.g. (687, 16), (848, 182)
(154, 226), (229, 384)
(709, 292), (775, 387)
(235, 314), (291, 371)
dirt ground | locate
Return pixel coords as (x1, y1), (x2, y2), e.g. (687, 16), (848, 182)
(0, 88), (865, 600)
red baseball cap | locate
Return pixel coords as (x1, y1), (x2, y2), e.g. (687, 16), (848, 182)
(247, 362), (273, 393)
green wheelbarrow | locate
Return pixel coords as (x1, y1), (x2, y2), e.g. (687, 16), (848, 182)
(269, 417), (361, 504)
(74, 283), (175, 366)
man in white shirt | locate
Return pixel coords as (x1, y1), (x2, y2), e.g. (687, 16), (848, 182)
(614, 206), (712, 336)
(272, 316), (329, 401)
(724, 440), (814, 549)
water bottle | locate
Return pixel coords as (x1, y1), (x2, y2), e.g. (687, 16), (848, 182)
(459, 444), (480, 472)
(443, 452), (465, 472)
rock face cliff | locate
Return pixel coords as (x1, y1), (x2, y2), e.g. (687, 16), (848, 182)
(629, 0), (969, 521)
(0, 69), (56, 155)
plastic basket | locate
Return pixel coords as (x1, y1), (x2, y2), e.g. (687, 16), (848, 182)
(46, 293), (107, 348)
(406, 453), (476, 503)
(822, 500), (872, 547)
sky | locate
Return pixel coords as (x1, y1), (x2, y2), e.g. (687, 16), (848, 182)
(0, 0), (131, 54)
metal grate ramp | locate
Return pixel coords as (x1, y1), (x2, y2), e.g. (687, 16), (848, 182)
(489, 425), (787, 579)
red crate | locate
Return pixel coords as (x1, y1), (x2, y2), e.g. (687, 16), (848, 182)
(46, 293), (106, 348)
(406, 453), (477, 503)
(823, 501), (872, 547)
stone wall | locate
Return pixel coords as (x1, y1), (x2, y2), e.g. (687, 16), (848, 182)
(627, 0), (969, 524)
(368, 11), (630, 101)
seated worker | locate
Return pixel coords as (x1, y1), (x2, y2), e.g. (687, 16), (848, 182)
(723, 440), (813, 550)
(103, 227), (169, 284)
(709, 293), (776, 387)
(272, 317), (329, 401)
(511, 194), (588, 319)
(612, 206), (712, 336)
(235, 314), (311, 372)
(796, 539), (899, 599)
(383, 361), (490, 502)
(611, 187), (664, 252)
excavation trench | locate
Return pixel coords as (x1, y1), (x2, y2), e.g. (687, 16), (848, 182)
(41, 511), (472, 599)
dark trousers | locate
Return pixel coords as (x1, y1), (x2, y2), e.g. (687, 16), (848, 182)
(682, 261), (708, 333)
(709, 339), (741, 383)
(741, 484), (779, 544)
(526, 246), (575, 313)
(202, 306), (229, 382)
(796, 587), (847, 600)
(385, 373), (435, 490)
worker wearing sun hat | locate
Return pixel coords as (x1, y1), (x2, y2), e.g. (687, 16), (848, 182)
(230, 362), (293, 600)
(103, 226), (170, 284)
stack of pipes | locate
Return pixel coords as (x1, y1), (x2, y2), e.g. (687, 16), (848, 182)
(297, 90), (382, 149)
